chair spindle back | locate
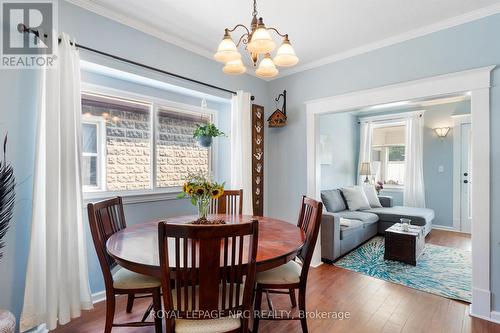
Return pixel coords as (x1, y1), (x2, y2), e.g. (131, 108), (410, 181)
(209, 189), (243, 215)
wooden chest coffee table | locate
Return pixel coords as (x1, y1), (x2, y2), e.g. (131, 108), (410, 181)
(384, 223), (425, 266)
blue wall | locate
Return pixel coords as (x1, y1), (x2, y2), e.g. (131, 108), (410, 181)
(267, 14), (500, 310)
(0, 1), (270, 325)
(0, 70), (38, 328)
(319, 112), (358, 190)
(423, 101), (470, 227)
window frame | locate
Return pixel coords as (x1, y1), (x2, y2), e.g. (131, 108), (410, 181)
(81, 115), (107, 192)
(81, 83), (218, 204)
(384, 145), (405, 188)
(370, 120), (406, 190)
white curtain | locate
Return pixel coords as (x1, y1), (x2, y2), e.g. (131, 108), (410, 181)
(357, 120), (373, 184)
(21, 34), (92, 332)
(403, 113), (426, 207)
(230, 91), (253, 215)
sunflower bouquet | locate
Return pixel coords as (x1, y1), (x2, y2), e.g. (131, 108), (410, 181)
(177, 172), (225, 221)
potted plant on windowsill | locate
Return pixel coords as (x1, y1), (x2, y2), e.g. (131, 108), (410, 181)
(193, 123), (225, 148)
(0, 134), (16, 333)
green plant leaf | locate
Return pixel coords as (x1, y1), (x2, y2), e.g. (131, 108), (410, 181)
(192, 123), (225, 139)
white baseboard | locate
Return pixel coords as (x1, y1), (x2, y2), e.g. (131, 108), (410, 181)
(469, 310), (500, 325)
(311, 261), (323, 268)
(470, 288), (491, 320)
(92, 290), (106, 304)
(432, 225), (466, 233)
(491, 311), (500, 324)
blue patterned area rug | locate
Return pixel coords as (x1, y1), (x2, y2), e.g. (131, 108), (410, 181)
(334, 236), (471, 302)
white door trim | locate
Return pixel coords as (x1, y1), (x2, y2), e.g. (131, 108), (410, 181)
(452, 114), (472, 233)
(305, 65), (495, 321)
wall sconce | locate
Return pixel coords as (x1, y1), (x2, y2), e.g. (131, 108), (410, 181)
(434, 127), (450, 138)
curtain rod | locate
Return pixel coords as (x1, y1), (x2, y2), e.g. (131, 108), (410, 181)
(19, 24), (256, 99)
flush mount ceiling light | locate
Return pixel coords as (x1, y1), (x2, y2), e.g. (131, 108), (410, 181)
(214, 0), (298, 78)
(434, 127), (451, 138)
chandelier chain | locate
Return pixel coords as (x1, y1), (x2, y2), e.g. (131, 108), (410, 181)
(252, 0), (258, 17)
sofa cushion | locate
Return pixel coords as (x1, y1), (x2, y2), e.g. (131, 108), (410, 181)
(342, 186), (371, 211)
(362, 185), (382, 208)
(336, 210), (379, 225)
(339, 219), (363, 239)
(321, 189), (346, 212)
(364, 206), (435, 226)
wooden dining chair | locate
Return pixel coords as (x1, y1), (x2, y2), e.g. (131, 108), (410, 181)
(252, 196), (323, 333)
(158, 219), (259, 333)
(209, 189), (243, 215)
(87, 197), (162, 333)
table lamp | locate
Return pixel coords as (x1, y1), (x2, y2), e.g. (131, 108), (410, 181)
(360, 162), (372, 183)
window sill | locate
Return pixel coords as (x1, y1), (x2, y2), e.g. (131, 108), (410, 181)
(381, 186), (404, 192)
(83, 188), (183, 206)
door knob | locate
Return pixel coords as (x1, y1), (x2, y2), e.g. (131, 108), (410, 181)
(464, 180), (468, 184)
(464, 172), (468, 176)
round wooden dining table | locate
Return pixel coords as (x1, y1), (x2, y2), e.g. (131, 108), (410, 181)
(106, 214), (305, 277)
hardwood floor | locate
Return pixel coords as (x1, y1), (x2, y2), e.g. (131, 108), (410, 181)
(54, 229), (500, 333)
(427, 228), (471, 251)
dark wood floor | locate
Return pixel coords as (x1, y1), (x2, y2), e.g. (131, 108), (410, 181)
(54, 230), (500, 333)
(427, 228), (472, 251)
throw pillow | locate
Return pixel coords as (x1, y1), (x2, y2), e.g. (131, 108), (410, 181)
(321, 189), (347, 212)
(341, 186), (371, 211)
(363, 185), (382, 208)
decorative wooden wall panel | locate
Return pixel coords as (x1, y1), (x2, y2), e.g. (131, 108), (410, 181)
(251, 104), (264, 216)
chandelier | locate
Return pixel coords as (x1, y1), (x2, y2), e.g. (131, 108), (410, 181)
(214, 0), (298, 78)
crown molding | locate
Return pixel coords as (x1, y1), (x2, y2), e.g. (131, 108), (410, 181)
(63, 0), (262, 79)
(65, 0), (500, 82)
(65, 0), (213, 58)
(274, 2), (500, 80)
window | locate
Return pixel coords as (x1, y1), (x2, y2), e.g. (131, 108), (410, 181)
(371, 124), (406, 187)
(81, 118), (105, 191)
(81, 90), (214, 196)
(156, 108), (210, 188)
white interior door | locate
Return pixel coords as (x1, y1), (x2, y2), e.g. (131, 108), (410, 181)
(460, 123), (472, 233)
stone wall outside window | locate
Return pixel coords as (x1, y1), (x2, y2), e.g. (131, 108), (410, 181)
(156, 109), (209, 188)
(82, 97), (209, 192)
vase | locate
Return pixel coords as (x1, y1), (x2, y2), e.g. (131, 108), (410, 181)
(197, 135), (213, 148)
(197, 197), (210, 219)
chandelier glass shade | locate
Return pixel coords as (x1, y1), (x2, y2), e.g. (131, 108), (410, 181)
(214, 33), (241, 63)
(214, 0), (298, 78)
(255, 54), (278, 77)
(247, 25), (275, 54)
(223, 59), (247, 74)
(273, 36), (299, 67)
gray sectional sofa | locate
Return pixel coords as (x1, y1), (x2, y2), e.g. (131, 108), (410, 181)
(320, 189), (435, 263)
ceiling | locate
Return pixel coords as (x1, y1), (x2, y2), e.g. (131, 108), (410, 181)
(68, 0), (500, 79)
